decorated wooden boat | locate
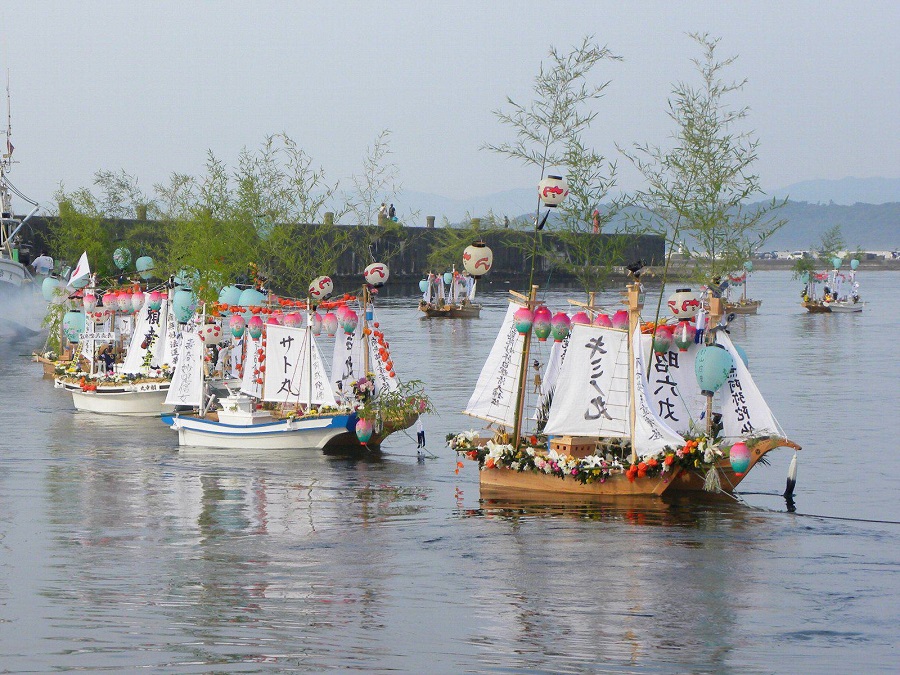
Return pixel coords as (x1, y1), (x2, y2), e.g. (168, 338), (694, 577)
(418, 299), (481, 319)
(452, 282), (800, 499)
(801, 258), (863, 313)
(418, 244), (493, 320)
(723, 263), (760, 314)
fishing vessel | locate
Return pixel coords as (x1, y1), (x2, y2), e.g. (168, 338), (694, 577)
(163, 266), (427, 451)
(452, 281), (799, 499)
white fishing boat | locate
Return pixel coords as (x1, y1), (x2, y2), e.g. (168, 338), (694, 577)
(0, 94), (45, 337)
(418, 242), (494, 319)
(452, 282), (800, 499)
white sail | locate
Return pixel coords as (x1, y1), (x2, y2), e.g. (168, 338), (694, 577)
(642, 336), (706, 434)
(121, 298), (169, 374)
(228, 336), (243, 379)
(332, 319), (365, 394)
(534, 336), (569, 419)
(368, 337), (399, 396)
(263, 324), (335, 406)
(164, 330), (204, 407)
(463, 302), (526, 429)
(240, 334), (262, 398)
(632, 327), (688, 457)
(717, 332), (782, 440)
(159, 299), (180, 367)
(543, 324), (630, 438)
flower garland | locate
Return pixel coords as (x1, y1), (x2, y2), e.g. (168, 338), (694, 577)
(450, 433), (725, 488)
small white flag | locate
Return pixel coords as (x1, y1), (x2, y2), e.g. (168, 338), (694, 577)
(67, 251), (91, 288)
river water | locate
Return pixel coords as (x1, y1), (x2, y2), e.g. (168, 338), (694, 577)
(1, 270), (897, 673)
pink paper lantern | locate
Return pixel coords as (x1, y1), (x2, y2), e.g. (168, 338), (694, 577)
(312, 312), (322, 336)
(341, 310), (359, 334)
(115, 291), (132, 313)
(570, 311), (590, 325)
(83, 292), (97, 313)
(594, 313), (613, 328)
(322, 311), (338, 337)
(611, 310), (629, 330)
(284, 312), (303, 328)
(146, 291), (163, 310)
(652, 326), (673, 354)
(673, 320), (696, 351)
(533, 306), (552, 341)
(551, 312), (571, 342)
(131, 290), (145, 313)
(729, 441), (751, 476)
(102, 291), (117, 311)
(247, 315), (264, 339)
(513, 307), (534, 334)
(229, 314), (246, 338)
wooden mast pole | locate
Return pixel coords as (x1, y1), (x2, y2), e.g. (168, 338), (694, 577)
(626, 283), (642, 464)
(512, 284), (538, 448)
(705, 289), (725, 437)
(362, 284), (370, 377)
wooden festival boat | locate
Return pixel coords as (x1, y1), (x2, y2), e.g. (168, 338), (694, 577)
(452, 283), (801, 499)
(418, 300), (481, 319)
(725, 299), (761, 315)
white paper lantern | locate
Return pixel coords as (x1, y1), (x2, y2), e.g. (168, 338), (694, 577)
(667, 288), (701, 319)
(308, 275), (334, 300)
(462, 241), (494, 277)
(538, 175), (569, 207)
(364, 262), (390, 287)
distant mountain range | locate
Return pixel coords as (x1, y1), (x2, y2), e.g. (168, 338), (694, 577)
(397, 177), (899, 250)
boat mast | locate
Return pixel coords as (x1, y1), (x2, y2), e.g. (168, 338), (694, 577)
(362, 285), (370, 377)
(512, 284), (538, 448)
(306, 297), (313, 411)
(626, 283), (642, 464)
(704, 289), (725, 436)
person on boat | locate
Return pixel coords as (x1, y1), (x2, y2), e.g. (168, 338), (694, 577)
(31, 251), (54, 276)
(533, 360), (542, 393)
(98, 344), (115, 375)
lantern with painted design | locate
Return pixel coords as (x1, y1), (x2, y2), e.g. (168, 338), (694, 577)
(199, 323), (224, 345)
(538, 175), (569, 207)
(115, 291), (132, 313)
(355, 418), (374, 444)
(113, 247), (132, 270)
(570, 311), (590, 325)
(594, 313), (612, 328)
(308, 276), (334, 301)
(694, 345), (734, 396)
(322, 311), (338, 337)
(146, 290), (163, 311)
(63, 310), (86, 343)
(284, 312), (303, 328)
(729, 441), (751, 476)
(172, 289), (197, 323)
(652, 326), (673, 354)
(667, 288), (700, 319)
(673, 320), (696, 351)
(551, 312), (571, 342)
(611, 310), (629, 330)
(312, 312), (322, 336)
(247, 315), (264, 339)
(364, 262), (390, 287)
(229, 314), (246, 338)
(513, 307), (534, 334)
(533, 306), (552, 341)
(131, 290), (145, 313)
(83, 291), (97, 313)
(341, 310), (359, 334)
(136, 255), (154, 280)
(462, 241), (494, 277)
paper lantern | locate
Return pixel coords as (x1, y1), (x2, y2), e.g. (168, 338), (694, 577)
(41, 277), (61, 303)
(63, 310), (86, 342)
(695, 345), (734, 396)
(308, 276), (333, 301)
(115, 291), (132, 312)
(146, 290), (163, 311)
(673, 321), (696, 352)
(173, 289), (197, 323)
(229, 314), (246, 338)
(312, 312), (322, 336)
(533, 306), (552, 341)
(729, 441), (751, 476)
(513, 307), (534, 334)
(831, 257), (842, 270)
(419, 279), (428, 293)
(743, 261), (753, 272)
(570, 311), (590, 325)
(355, 418), (374, 444)
(594, 313), (612, 328)
(218, 285), (242, 307)
(113, 247), (132, 270)
(284, 312), (303, 328)
(81, 292), (96, 313)
(443, 272), (453, 285)
(652, 326), (673, 355)
(364, 262), (390, 287)
(799, 272), (810, 285)
(135, 255), (154, 280)
(611, 310), (629, 330)
(341, 310), (359, 334)
(247, 315), (264, 339)
(266, 314), (282, 325)
(322, 311), (338, 337)
(551, 312), (571, 342)
(102, 291), (117, 311)
(850, 259), (859, 270)
(199, 323), (224, 345)
(238, 288), (266, 309)
(668, 288), (700, 319)
(538, 175), (569, 207)
(131, 291), (145, 313)
(462, 241), (493, 277)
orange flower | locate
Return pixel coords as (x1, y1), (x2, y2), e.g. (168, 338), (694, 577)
(485, 457), (495, 469)
(647, 458), (659, 468)
(456, 461), (464, 469)
(664, 454), (675, 466)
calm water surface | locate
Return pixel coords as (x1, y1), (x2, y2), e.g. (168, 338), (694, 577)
(1, 270), (898, 673)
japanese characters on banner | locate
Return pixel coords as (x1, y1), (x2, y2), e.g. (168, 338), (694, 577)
(121, 299), (169, 374)
(332, 319), (365, 395)
(543, 324), (630, 438)
(632, 328), (688, 457)
(367, 338), (398, 396)
(160, 300), (181, 367)
(644, 336), (706, 435)
(165, 332), (204, 407)
(239, 334), (262, 398)
(263, 325), (335, 406)
(716, 333), (780, 440)
(464, 302), (525, 429)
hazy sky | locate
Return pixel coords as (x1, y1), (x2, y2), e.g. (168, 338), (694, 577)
(1, 1), (897, 213)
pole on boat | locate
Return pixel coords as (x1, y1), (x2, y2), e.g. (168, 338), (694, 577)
(362, 284), (370, 378)
(307, 295), (313, 412)
(626, 282), (642, 465)
(705, 289), (725, 437)
(512, 284), (539, 448)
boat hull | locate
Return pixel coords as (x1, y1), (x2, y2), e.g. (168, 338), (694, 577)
(58, 379), (175, 416)
(419, 302), (481, 318)
(802, 301), (831, 313)
(478, 436), (801, 499)
(726, 299), (761, 315)
(162, 412), (354, 450)
(825, 301), (864, 313)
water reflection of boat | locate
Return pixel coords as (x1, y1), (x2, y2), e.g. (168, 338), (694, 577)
(453, 281), (800, 500)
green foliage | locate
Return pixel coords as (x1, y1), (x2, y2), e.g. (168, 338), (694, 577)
(622, 33), (786, 286)
(357, 379), (435, 434)
(426, 214), (500, 272)
(815, 224), (846, 261)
